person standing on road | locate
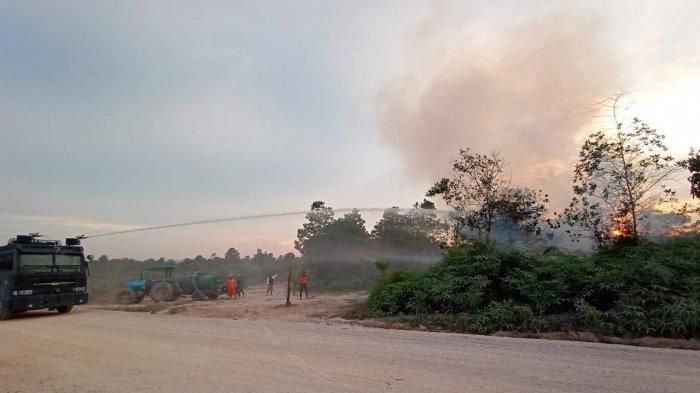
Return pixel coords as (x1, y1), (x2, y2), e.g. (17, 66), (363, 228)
(236, 275), (245, 297)
(226, 274), (237, 299)
(297, 271), (309, 299)
(266, 274), (274, 296)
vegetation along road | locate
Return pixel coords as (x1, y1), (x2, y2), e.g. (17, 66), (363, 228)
(1, 308), (698, 393)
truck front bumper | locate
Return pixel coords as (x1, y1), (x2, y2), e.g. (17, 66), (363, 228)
(11, 293), (89, 311)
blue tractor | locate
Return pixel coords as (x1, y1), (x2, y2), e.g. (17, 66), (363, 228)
(115, 266), (181, 304)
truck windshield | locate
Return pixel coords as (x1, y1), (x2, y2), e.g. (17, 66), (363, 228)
(56, 254), (83, 272)
(18, 254), (54, 274)
(18, 254), (84, 274)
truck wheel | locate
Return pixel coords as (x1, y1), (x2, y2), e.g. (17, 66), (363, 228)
(207, 293), (219, 300)
(0, 301), (11, 320)
(116, 289), (136, 305)
(149, 281), (174, 303)
(56, 305), (73, 314)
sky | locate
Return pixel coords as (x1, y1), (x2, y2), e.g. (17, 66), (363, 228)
(1, 0), (699, 259)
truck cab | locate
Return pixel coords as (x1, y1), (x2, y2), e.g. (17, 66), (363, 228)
(0, 234), (89, 320)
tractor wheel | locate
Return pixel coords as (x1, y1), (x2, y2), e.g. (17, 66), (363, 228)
(149, 281), (174, 303)
(191, 290), (206, 301)
(0, 301), (11, 321)
(133, 290), (146, 304)
(116, 289), (136, 305)
(168, 283), (182, 302)
(56, 305), (73, 314)
(207, 293), (220, 300)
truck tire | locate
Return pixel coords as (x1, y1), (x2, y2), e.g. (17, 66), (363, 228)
(116, 289), (136, 305)
(0, 301), (11, 320)
(56, 305), (73, 314)
(207, 293), (219, 300)
(149, 281), (174, 303)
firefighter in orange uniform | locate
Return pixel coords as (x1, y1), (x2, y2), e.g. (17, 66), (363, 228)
(297, 271), (309, 299)
(226, 274), (237, 299)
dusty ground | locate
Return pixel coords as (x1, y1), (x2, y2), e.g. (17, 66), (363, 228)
(93, 283), (365, 321)
(1, 286), (699, 393)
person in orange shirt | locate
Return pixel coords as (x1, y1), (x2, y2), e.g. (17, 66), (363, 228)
(226, 274), (237, 299)
(297, 271), (309, 299)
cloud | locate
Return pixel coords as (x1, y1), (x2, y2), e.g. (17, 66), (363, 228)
(0, 213), (141, 231)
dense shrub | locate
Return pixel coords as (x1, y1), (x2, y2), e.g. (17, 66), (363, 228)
(367, 236), (700, 339)
(367, 271), (421, 315)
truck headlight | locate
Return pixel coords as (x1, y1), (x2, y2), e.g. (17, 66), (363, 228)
(15, 290), (33, 295)
(73, 287), (86, 292)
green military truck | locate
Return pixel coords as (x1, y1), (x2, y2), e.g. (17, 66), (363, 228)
(0, 234), (89, 320)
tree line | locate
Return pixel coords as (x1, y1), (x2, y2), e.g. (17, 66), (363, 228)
(426, 94), (699, 248)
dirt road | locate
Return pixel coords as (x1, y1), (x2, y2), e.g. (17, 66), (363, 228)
(2, 305), (699, 393)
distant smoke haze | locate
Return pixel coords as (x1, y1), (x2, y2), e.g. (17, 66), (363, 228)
(379, 8), (621, 209)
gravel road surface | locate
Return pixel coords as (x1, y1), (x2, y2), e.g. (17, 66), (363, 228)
(1, 308), (698, 392)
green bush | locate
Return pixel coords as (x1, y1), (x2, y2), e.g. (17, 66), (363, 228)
(367, 271), (420, 315)
(367, 236), (700, 339)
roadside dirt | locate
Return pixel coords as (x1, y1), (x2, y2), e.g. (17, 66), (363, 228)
(92, 284), (699, 350)
(92, 284), (366, 321)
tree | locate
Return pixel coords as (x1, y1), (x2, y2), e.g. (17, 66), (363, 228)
(98, 255), (109, 263)
(295, 202), (370, 262)
(493, 188), (549, 244)
(679, 148), (700, 199)
(374, 260), (390, 275)
(371, 202), (448, 255)
(561, 95), (680, 245)
(427, 149), (548, 243)
(224, 247), (241, 262)
(251, 249), (275, 264)
(295, 201), (335, 255)
(427, 149), (508, 242)
(671, 148), (700, 234)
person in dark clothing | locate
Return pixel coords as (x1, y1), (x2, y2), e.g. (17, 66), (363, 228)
(266, 274), (274, 296)
(236, 275), (245, 297)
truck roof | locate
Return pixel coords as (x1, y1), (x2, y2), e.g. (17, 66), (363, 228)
(0, 235), (84, 254)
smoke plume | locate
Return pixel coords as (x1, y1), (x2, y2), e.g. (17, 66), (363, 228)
(379, 8), (620, 208)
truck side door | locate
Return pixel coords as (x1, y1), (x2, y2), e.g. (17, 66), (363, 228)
(0, 252), (14, 304)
